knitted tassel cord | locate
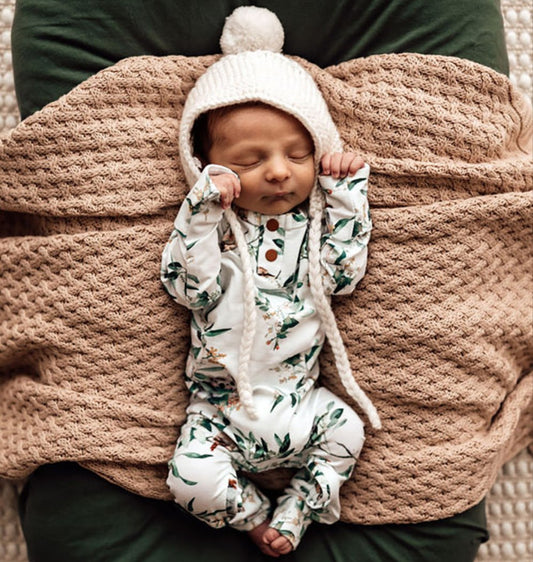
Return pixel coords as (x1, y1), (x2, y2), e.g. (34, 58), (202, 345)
(308, 188), (382, 430)
(224, 207), (259, 420)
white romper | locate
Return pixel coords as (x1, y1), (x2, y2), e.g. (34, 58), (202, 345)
(161, 163), (371, 547)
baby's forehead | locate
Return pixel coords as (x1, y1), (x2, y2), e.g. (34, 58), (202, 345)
(207, 103), (315, 146)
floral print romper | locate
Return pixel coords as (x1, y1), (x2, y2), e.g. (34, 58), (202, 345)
(161, 164), (371, 548)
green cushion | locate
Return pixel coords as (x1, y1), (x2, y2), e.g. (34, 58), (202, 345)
(19, 463), (489, 562)
(12, 0), (508, 119)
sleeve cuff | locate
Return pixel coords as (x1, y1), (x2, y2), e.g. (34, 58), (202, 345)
(318, 162), (370, 192)
(185, 165), (236, 209)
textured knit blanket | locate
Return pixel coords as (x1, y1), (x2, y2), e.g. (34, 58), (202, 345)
(0, 53), (531, 525)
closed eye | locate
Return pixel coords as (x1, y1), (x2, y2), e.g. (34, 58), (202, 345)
(231, 160), (261, 170)
(289, 151), (313, 162)
(230, 152), (262, 168)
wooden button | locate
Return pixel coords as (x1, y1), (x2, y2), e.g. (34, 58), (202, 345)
(265, 249), (278, 262)
(266, 218), (279, 231)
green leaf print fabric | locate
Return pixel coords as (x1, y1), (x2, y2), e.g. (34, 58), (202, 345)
(167, 390), (365, 548)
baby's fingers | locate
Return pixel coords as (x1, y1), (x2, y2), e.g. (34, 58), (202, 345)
(329, 153), (345, 178)
(321, 152), (364, 178)
(320, 153), (333, 176)
(344, 153), (365, 177)
(212, 173), (241, 209)
(321, 153), (345, 177)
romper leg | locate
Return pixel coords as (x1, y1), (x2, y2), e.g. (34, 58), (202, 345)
(167, 415), (271, 531)
(271, 390), (366, 548)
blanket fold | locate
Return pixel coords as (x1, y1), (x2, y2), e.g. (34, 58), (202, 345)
(1, 52), (531, 525)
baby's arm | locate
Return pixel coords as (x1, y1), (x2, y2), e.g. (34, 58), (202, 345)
(318, 153), (372, 295)
(160, 165), (238, 309)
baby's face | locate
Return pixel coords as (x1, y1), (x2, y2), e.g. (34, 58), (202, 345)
(207, 104), (316, 215)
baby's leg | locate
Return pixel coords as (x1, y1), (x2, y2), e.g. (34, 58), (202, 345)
(167, 415), (271, 532)
(270, 390), (366, 549)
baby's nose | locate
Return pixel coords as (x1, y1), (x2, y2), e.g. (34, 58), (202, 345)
(265, 156), (290, 181)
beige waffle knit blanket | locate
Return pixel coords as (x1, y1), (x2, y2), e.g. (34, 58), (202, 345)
(0, 53), (531, 525)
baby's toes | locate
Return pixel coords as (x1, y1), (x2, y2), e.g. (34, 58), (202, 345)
(270, 534), (293, 555)
(263, 527), (282, 545)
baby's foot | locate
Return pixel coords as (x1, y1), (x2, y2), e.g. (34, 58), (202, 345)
(263, 527), (293, 556)
(248, 520), (282, 558)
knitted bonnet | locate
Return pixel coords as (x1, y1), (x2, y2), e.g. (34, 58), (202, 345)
(179, 6), (381, 429)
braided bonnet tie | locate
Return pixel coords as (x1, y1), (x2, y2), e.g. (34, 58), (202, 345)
(224, 207), (260, 420)
(307, 187), (381, 430)
(224, 185), (381, 430)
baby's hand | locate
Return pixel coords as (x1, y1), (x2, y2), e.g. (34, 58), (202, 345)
(321, 152), (365, 179)
(211, 172), (241, 209)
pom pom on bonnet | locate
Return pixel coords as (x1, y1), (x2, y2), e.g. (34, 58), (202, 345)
(179, 6), (381, 430)
(219, 5), (284, 54)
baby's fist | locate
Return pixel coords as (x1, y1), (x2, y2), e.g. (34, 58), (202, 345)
(321, 153), (364, 179)
(211, 172), (242, 209)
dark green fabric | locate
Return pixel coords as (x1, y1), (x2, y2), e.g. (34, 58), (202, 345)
(19, 463), (488, 562)
(12, 0), (508, 119)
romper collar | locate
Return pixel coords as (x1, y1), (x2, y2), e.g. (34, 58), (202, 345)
(236, 207), (308, 230)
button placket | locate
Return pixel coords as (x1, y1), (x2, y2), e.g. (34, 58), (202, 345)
(258, 218), (283, 276)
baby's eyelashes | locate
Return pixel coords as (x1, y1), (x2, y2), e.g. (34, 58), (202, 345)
(232, 152), (312, 169)
(231, 160), (261, 169)
(289, 152), (313, 162)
